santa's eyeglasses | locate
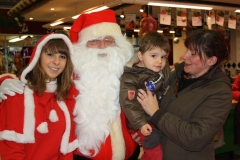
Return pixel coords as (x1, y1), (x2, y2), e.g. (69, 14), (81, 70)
(87, 36), (115, 48)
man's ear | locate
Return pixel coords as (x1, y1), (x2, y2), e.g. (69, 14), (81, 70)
(137, 51), (143, 61)
(208, 56), (217, 66)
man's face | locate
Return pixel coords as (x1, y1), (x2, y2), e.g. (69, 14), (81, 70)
(86, 36), (115, 49)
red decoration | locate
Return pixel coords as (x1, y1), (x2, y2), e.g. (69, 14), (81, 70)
(138, 16), (157, 37)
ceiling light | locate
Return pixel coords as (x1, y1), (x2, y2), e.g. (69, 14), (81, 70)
(29, 17), (33, 20)
(9, 35), (33, 43)
(50, 21), (64, 26)
(148, 2), (212, 10)
(71, 6), (109, 19)
(72, 14), (81, 19)
(169, 27), (175, 34)
(51, 8), (54, 10)
(235, 10), (240, 13)
(120, 10), (125, 18)
(140, 5), (144, 12)
(157, 30), (163, 33)
(134, 29), (139, 32)
(86, 6), (109, 14)
(63, 26), (71, 30)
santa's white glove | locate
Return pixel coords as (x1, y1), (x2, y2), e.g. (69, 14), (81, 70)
(0, 79), (25, 100)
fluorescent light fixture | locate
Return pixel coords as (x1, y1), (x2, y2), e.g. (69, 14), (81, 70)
(63, 26), (71, 30)
(86, 6), (109, 13)
(148, 2), (212, 10)
(140, 6), (144, 12)
(235, 10), (240, 13)
(72, 14), (81, 19)
(9, 35), (33, 43)
(169, 31), (175, 34)
(72, 6), (109, 19)
(50, 21), (64, 26)
(120, 10), (125, 18)
(134, 29), (163, 33)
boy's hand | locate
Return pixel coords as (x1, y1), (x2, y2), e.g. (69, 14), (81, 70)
(140, 123), (152, 136)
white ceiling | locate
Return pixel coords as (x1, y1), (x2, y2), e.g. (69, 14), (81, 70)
(1, 0), (240, 44)
(14, 0), (240, 25)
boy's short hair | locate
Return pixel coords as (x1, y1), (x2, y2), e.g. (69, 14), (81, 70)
(139, 32), (170, 54)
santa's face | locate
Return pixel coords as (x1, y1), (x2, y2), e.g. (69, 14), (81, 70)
(86, 36), (115, 49)
(73, 43), (124, 76)
(72, 35), (133, 77)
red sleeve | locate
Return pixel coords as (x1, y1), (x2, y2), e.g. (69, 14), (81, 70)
(0, 139), (25, 159)
(232, 74), (240, 101)
(0, 95), (25, 159)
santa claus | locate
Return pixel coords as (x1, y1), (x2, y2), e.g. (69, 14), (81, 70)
(0, 10), (138, 160)
(70, 9), (137, 160)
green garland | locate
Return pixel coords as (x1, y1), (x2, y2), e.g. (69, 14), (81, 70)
(0, 11), (25, 29)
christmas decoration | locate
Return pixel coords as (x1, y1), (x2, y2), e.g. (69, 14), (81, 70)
(0, 11), (25, 29)
(138, 16), (157, 37)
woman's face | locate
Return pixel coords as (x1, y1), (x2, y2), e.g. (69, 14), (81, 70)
(182, 49), (213, 78)
(41, 51), (67, 81)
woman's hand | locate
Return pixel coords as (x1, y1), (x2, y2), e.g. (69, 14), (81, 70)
(137, 88), (159, 116)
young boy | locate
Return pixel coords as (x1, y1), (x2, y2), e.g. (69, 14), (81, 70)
(120, 32), (170, 160)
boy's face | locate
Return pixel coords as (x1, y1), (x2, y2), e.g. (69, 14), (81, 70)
(138, 47), (167, 73)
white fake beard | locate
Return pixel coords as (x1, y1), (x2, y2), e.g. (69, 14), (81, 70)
(72, 43), (128, 156)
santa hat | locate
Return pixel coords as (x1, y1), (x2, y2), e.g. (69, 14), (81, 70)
(70, 9), (122, 43)
(20, 33), (73, 84)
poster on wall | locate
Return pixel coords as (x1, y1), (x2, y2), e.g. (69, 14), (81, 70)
(208, 10), (216, 24)
(228, 12), (236, 29)
(176, 8), (187, 26)
(125, 14), (136, 30)
(216, 10), (225, 26)
(192, 9), (202, 26)
(160, 7), (171, 25)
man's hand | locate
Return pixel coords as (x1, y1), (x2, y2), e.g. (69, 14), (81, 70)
(0, 79), (25, 100)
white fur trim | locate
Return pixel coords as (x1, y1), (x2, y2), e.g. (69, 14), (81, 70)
(21, 34), (74, 84)
(37, 122), (49, 134)
(110, 116), (125, 160)
(46, 79), (57, 92)
(0, 73), (18, 80)
(67, 139), (79, 153)
(57, 101), (72, 155)
(78, 22), (122, 42)
(49, 109), (59, 122)
(0, 86), (35, 143)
